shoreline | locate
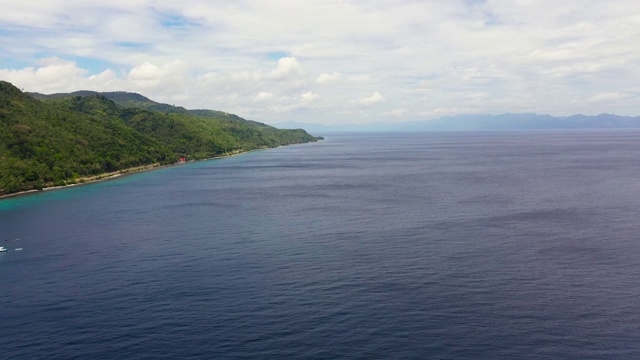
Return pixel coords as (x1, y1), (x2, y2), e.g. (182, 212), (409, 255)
(0, 147), (266, 201)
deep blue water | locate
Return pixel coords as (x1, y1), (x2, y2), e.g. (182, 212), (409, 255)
(2, 131), (640, 359)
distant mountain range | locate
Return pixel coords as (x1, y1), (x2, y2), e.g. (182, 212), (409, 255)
(274, 113), (640, 132)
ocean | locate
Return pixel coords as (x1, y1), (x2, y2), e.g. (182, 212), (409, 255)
(1, 131), (640, 359)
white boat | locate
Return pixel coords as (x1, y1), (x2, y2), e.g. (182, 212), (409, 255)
(0, 246), (7, 252)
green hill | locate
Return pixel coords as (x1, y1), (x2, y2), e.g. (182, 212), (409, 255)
(2, 81), (321, 196)
(31, 90), (267, 123)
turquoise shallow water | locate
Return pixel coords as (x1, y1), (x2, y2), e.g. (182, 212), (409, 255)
(2, 131), (640, 359)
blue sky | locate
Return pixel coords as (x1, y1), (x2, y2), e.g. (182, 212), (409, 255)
(1, 0), (639, 125)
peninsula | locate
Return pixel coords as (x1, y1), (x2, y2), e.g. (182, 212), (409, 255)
(0, 81), (322, 197)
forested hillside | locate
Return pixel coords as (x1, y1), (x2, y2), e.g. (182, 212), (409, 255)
(1, 81), (321, 195)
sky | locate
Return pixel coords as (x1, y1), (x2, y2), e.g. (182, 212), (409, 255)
(1, 0), (639, 125)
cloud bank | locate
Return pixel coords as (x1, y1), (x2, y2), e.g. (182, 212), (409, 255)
(1, 0), (639, 124)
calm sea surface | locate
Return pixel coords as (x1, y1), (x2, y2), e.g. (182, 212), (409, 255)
(2, 131), (640, 359)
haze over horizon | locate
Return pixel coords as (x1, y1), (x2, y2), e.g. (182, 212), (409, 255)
(1, 1), (639, 125)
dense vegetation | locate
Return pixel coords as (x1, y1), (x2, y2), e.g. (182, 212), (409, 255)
(1, 81), (321, 195)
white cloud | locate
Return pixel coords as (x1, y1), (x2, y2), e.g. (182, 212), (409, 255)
(129, 63), (164, 80)
(316, 72), (342, 84)
(301, 91), (318, 103)
(2, 1), (640, 124)
(588, 92), (626, 103)
(122, 60), (188, 97)
(382, 108), (406, 117)
(0, 57), (88, 93)
(269, 57), (303, 80)
(353, 91), (384, 106)
(253, 91), (274, 102)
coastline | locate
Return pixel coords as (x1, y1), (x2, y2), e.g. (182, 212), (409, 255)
(0, 163), (164, 200)
(0, 147), (267, 201)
